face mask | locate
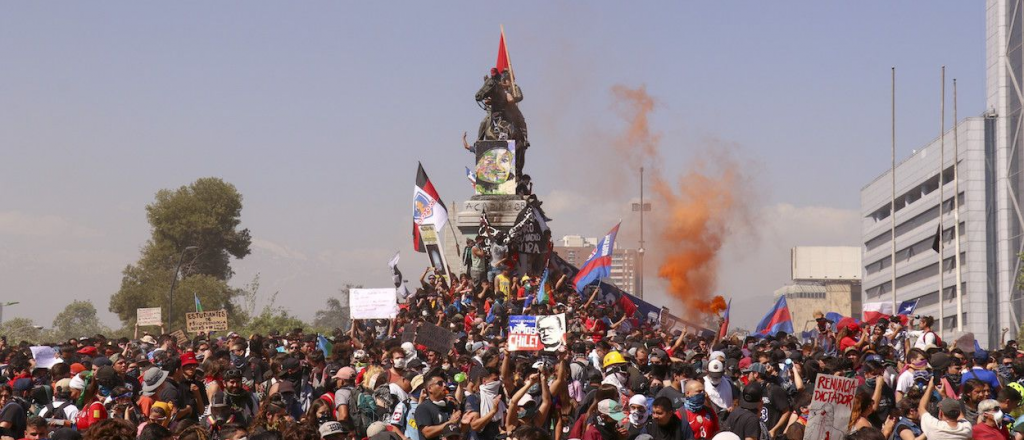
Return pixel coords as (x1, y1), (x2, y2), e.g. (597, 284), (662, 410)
(946, 373), (962, 384)
(629, 408), (649, 425)
(317, 413), (331, 425)
(99, 386), (112, 397)
(394, 358), (407, 370)
(998, 365), (1013, 379)
(126, 368), (140, 380)
(709, 377), (722, 386)
(993, 410), (1005, 426)
(231, 355), (244, 368)
(684, 393), (706, 412)
(911, 359), (928, 369)
(528, 383), (540, 395)
(442, 363), (450, 370)
(481, 380), (502, 395)
(517, 408), (527, 419)
(865, 378), (877, 389)
(616, 372), (629, 384)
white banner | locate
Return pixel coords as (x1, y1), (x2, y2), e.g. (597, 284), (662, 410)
(137, 307), (162, 326)
(350, 288), (399, 320)
(804, 374), (857, 440)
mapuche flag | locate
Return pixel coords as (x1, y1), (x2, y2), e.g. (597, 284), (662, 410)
(413, 163), (448, 252)
(573, 222), (621, 294)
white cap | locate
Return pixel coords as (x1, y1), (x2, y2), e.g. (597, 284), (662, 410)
(708, 359), (724, 373)
(629, 394), (648, 407)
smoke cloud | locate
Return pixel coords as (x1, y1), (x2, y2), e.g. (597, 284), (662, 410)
(610, 85), (751, 319)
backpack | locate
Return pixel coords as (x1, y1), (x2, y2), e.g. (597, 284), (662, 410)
(43, 401), (73, 420)
(924, 331), (942, 347)
(347, 387), (374, 437)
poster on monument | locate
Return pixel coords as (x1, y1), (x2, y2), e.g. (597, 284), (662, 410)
(473, 140), (516, 195)
(803, 374), (857, 440)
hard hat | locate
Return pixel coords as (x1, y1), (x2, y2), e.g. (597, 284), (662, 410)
(603, 351), (627, 369)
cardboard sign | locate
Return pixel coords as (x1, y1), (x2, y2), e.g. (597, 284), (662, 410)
(170, 330), (188, 347)
(350, 289), (400, 320)
(401, 322), (418, 343)
(137, 308), (162, 326)
(185, 310), (228, 333)
(508, 315), (540, 351)
(415, 322), (456, 354)
(803, 374), (858, 440)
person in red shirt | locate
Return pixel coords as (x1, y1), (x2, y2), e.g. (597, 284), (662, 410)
(680, 379), (719, 440)
(838, 322), (868, 354)
(974, 399), (1010, 440)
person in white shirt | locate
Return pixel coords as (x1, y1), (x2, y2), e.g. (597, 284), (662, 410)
(917, 377), (972, 440)
(913, 316), (938, 350)
(38, 378), (79, 427)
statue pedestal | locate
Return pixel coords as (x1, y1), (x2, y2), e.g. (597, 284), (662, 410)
(454, 195), (528, 236)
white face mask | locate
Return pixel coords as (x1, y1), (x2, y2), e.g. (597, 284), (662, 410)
(629, 408), (649, 426)
(993, 410), (1005, 426)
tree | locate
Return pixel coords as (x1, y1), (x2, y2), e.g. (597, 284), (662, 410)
(52, 301), (110, 342)
(313, 285), (358, 332)
(0, 318), (42, 345)
(109, 178), (252, 331)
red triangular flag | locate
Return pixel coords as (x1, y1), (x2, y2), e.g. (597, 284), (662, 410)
(496, 31), (511, 76)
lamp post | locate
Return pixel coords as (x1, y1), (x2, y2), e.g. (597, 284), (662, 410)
(632, 167), (651, 300)
(168, 246), (199, 330)
(0, 302), (20, 326)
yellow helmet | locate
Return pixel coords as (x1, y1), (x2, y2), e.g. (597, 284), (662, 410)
(1009, 382), (1024, 399)
(603, 351), (627, 369)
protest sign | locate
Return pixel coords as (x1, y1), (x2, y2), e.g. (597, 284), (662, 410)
(170, 330), (188, 346)
(350, 288), (399, 320)
(30, 346), (60, 370)
(137, 307), (162, 326)
(415, 322), (456, 354)
(803, 374), (857, 440)
(185, 310), (228, 333)
(537, 314), (566, 352)
(508, 315), (541, 351)
(401, 322), (418, 343)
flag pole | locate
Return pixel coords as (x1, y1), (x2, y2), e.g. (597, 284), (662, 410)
(953, 78), (963, 332)
(938, 66), (946, 336)
(891, 67), (898, 316)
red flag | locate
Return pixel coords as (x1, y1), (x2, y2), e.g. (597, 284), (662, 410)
(413, 163), (448, 252)
(496, 30), (512, 79)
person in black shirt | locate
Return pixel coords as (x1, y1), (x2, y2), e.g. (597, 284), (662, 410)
(725, 382), (763, 440)
(743, 363), (790, 438)
(647, 396), (695, 440)
(414, 371), (461, 439)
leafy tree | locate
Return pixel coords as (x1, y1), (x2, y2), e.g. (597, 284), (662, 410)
(0, 318), (42, 345)
(313, 285), (358, 332)
(110, 178), (251, 331)
(51, 300), (110, 342)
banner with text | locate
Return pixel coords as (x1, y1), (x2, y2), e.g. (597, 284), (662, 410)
(350, 288), (400, 320)
(803, 374), (857, 440)
(185, 310), (228, 333)
(137, 308), (162, 326)
(509, 315), (540, 351)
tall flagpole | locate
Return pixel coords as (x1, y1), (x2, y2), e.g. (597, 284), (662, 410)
(891, 67), (898, 315)
(938, 66), (946, 335)
(953, 78), (964, 332)
(500, 24), (515, 86)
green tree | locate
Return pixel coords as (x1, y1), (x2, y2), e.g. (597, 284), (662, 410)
(51, 300), (110, 342)
(109, 178), (252, 331)
(313, 285), (358, 332)
(0, 318), (42, 344)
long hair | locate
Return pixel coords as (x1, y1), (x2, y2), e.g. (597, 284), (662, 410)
(82, 418), (135, 440)
(848, 389), (873, 431)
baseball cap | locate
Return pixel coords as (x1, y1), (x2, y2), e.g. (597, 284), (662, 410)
(410, 375), (425, 393)
(740, 382), (764, 410)
(180, 352), (199, 367)
(335, 366), (356, 381)
(319, 421), (347, 437)
(708, 359), (724, 374)
(938, 398), (962, 418)
(92, 357), (112, 368)
(742, 363), (767, 375)
(598, 399), (626, 421)
(366, 421), (388, 437)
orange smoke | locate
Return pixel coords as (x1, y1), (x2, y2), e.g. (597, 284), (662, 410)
(610, 84), (749, 320)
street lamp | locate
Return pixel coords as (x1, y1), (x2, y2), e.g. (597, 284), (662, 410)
(168, 246), (199, 330)
(0, 302), (20, 326)
(632, 167), (651, 300)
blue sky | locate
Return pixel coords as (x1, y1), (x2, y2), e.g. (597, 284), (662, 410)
(0, 2), (985, 330)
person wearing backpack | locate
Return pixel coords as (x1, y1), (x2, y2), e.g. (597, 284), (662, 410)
(913, 316), (941, 350)
(38, 378), (78, 426)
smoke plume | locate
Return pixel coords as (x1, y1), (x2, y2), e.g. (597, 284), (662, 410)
(610, 85), (750, 319)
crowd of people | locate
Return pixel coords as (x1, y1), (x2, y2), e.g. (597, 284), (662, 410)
(3, 256), (1024, 440)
